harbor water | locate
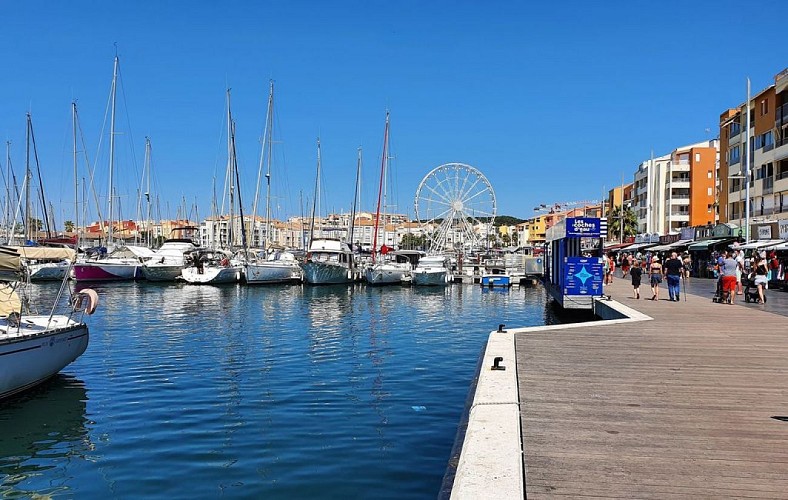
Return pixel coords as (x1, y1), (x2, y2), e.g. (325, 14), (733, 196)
(1, 282), (584, 498)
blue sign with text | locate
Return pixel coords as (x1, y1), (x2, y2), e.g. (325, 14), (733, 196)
(566, 218), (601, 238)
(563, 257), (604, 296)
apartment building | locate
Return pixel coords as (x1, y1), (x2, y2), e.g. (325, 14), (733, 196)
(719, 69), (788, 235)
(632, 140), (719, 235)
(605, 183), (634, 217)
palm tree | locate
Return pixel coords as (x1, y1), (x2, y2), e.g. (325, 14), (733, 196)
(608, 205), (637, 241)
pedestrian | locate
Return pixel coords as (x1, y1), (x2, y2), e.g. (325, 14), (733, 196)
(753, 255), (768, 304)
(734, 249), (744, 296)
(603, 254), (610, 286)
(719, 250), (739, 304)
(649, 256), (662, 301)
(630, 259), (643, 299)
(663, 251), (683, 302)
(682, 253), (691, 280)
(621, 252), (630, 278)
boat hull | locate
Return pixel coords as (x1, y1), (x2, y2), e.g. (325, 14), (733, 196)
(364, 264), (408, 285)
(28, 262), (70, 281)
(0, 321), (89, 400)
(141, 264), (184, 282)
(412, 269), (448, 286)
(481, 274), (511, 287)
(301, 262), (354, 285)
(244, 263), (301, 284)
(181, 266), (241, 284)
(73, 262), (140, 281)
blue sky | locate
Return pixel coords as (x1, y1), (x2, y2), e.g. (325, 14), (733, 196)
(1, 1), (786, 226)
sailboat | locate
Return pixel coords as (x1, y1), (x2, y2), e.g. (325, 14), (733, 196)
(243, 81), (301, 284)
(0, 246), (98, 400)
(300, 139), (357, 285)
(181, 89), (243, 285)
(364, 111), (410, 285)
(73, 55), (152, 282)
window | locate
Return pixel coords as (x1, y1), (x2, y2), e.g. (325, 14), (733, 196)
(707, 187), (713, 196)
(707, 170), (712, 179)
(761, 99), (769, 115)
(729, 145), (740, 164)
(695, 153), (701, 162)
(729, 121), (741, 136)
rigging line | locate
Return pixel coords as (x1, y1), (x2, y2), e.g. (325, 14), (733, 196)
(115, 62), (141, 194)
(28, 114), (53, 237)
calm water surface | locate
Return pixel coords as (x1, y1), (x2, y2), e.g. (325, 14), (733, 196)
(0, 282), (579, 498)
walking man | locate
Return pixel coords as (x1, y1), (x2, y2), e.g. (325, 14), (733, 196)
(663, 251), (683, 302)
(720, 250), (739, 304)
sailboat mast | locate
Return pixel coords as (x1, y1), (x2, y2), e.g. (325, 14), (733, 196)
(226, 89), (234, 248)
(107, 55), (119, 246)
(143, 137), (152, 246)
(72, 102), (79, 238)
(348, 147), (362, 252)
(28, 114), (52, 238)
(308, 138), (321, 246)
(264, 81), (274, 250)
(371, 111), (390, 264)
(25, 114), (32, 242)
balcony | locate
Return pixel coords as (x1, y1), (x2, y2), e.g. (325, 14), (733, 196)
(671, 180), (690, 189)
(776, 103), (788, 127)
(669, 197), (690, 205)
(669, 212), (690, 219)
(764, 176), (774, 195)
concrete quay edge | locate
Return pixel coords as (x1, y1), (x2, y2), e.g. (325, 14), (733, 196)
(447, 297), (651, 499)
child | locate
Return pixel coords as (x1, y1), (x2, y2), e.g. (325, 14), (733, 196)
(630, 260), (643, 299)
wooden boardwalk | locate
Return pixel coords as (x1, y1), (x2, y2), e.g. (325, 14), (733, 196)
(516, 279), (788, 498)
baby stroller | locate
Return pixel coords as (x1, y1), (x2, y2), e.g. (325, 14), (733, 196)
(742, 273), (766, 303)
(712, 277), (730, 304)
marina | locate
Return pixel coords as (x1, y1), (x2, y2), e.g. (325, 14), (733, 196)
(0, 280), (578, 498)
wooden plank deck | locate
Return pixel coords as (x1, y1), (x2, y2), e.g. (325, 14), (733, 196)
(517, 279), (788, 498)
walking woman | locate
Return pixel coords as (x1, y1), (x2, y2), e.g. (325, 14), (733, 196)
(630, 260), (643, 299)
(649, 256), (663, 301)
(753, 255), (769, 304)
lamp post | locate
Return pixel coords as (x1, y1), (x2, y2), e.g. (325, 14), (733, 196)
(744, 78), (751, 243)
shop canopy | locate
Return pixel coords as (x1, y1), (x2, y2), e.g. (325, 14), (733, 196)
(732, 239), (785, 250)
(688, 238), (735, 250)
(620, 242), (657, 252)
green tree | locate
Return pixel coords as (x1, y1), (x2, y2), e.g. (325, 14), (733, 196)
(607, 206), (638, 240)
(64, 220), (75, 232)
(399, 233), (426, 250)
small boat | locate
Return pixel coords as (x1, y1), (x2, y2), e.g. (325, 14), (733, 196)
(412, 254), (452, 286)
(141, 237), (201, 282)
(481, 273), (512, 287)
(73, 245), (154, 282)
(180, 249), (242, 285)
(0, 246), (98, 400)
(301, 238), (356, 285)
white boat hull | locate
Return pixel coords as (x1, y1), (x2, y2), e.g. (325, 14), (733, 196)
(73, 261), (140, 281)
(141, 264), (184, 282)
(181, 266), (241, 284)
(244, 262), (301, 284)
(28, 262), (70, 281)
(412, 269), (448, 286)
(0, 320), (89, 400)
(364, 263), (409, 285)
(301, 262), (354, 284)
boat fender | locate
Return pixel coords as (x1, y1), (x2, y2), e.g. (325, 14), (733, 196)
(72, 288), (99, 315)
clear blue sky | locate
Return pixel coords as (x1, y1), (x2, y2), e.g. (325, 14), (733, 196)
(1, 1), (785, 227)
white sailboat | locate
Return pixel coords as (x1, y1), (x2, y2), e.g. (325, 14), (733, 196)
(364, 111), (410, 285)
(301, 139), (357, 285)
(0, 246), (98, 400)
(180, 89), (242, 285)
(243, 81), (301, 284)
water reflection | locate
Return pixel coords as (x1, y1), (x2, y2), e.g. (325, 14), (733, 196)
(0, 376), (91, 497)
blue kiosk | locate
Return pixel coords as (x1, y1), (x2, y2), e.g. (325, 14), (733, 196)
(544, 217), (605, 310)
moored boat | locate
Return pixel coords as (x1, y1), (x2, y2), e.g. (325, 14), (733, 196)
(73, 245), (153, 282)
(180, 249), (242, 285)
(412, 254), (451, 286)
(301, 239), (356, 284)
(141, 237), (201, 282)
(0, 246), (98, 400)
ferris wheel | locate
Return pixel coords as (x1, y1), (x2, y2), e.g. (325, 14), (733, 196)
(414, 162), (497, 253)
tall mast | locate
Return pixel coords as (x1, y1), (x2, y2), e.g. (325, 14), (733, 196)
(348, 147), (362, 251)
(143, 137), (152, 246)
(371, 111), (390, 264)
(308, 138), (321, 246)
(107, 55), (119, 245)
(72, 102), (79, 238)
(25, 114), (31, 242)
(264, 81), (274, 250)
(226, 89), (234, 248)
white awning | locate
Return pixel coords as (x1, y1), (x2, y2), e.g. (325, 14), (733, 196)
(734, 239), (785, 250)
